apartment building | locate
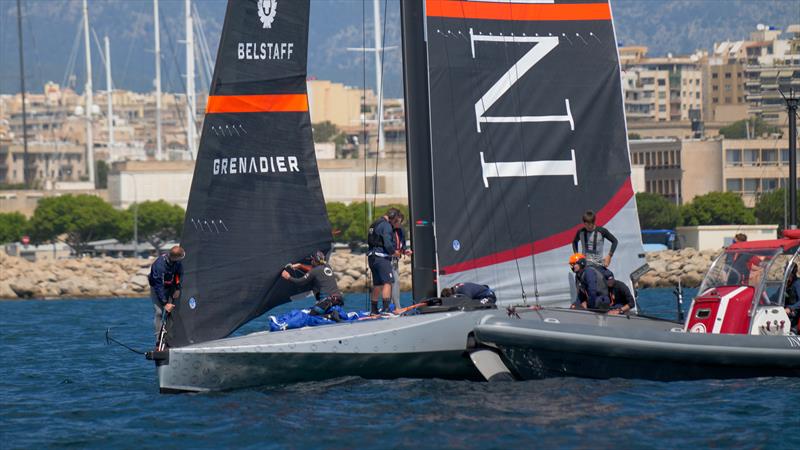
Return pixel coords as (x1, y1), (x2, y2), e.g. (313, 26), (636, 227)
(629, 138), (730, 205)
(722, 138), (796, 207)
(0, 140), (86, 185)
(620, 47), (706, 122)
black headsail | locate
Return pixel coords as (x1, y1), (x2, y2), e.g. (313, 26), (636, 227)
(167, 0), (330, 347)
(422, 0), (644, 304)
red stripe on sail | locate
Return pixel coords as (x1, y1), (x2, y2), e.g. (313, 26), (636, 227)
(440, 179), (634, 275)
(206, 94), (308, 114)
(426, 0), (611, 21)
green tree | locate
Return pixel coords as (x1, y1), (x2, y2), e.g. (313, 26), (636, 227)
(132, 200), (185, 252)
(312, 121), (340, 142)
(754, 188), (800, 229)
(28, 194), (122, 254)
(96, 160), (109, 189)
(636, 192), (680, 229)
(680, 191), (756, 226)
(719, 117), (781, 139)
(325, 202), (410, 243)
(0, 212), (28, 244)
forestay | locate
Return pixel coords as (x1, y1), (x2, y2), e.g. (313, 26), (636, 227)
(168, 0), (331, 347)
(423, 0), (644, 304)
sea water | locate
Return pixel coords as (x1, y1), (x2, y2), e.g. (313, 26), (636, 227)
(1, 289), (798, 449)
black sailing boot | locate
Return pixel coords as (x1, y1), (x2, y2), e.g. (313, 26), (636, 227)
(370, 301), (379, 315)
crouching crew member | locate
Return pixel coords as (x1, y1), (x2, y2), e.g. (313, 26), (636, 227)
(148, 245), (185, 341)
(604, 272), (635, 315)
(569, 253), (611, 310)
(281, 250), (344, 321)
(367, 208), (403, 314)
(440, 282), (497, 304)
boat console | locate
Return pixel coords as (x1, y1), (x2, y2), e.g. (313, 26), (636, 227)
(685, 232), (799, 336)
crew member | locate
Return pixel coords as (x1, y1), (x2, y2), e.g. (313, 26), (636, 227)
(440, 282), (496, 304)
(569, 253), (610, 310)
(571, 210), (617, 267)
(784, 263), (800, 332)
(367, 208), (402, 314)
(281, 250), (344, 320)
(390, 213), (412, 310)
(148, 245), (185, 341)
(605, 272), (635, 315)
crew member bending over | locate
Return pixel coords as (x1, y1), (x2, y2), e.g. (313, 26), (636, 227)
(604, 272), (635, 315)
(281, 250), (344, 320)
(572, 210), (618, 267)
(440, 282), (497, 304)
(569, 253), (611, 310)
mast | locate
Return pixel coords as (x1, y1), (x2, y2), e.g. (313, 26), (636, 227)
(154, 0), (162, 161)
(400, 0), (437, 299)
(16, 0), (30, 187)
(373, 0), (385, 154)
(82, 0), (95, 185)
(786, 89), (798, 229)
(104, 35), (114, 148)
(185, 0), (197, 159)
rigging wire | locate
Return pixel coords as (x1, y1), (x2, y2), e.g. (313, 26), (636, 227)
(362, 0), (370, 310)
(455, 1), (528, 302)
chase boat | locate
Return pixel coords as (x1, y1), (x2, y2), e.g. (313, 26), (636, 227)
(473, 231), (800, 381)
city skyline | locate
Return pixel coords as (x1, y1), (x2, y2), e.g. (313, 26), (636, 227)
(0, 0), (798, 97)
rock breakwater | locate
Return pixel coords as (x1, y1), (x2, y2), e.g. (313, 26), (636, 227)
(1, 249), (738, 300)
(0, 251), (411, 300)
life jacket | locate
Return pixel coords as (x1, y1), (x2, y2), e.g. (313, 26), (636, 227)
(580, 266), (609, 297)
(367, 217), (387, 249)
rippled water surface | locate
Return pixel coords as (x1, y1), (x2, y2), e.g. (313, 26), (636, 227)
(2, 289), (798, 449)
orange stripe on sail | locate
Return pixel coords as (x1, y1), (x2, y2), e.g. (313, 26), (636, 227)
(206, 94), (308, 114)
(426, 0), (611, 21)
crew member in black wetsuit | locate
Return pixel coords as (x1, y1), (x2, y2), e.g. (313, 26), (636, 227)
(604, 272), (635, 315)
(571, 210), (618, 267)
(281, 250), (344, 320)
(569, 253), (610, 310)
(440, 282), (497, 304)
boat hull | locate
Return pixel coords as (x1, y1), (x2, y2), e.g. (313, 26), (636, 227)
(474, 318), (800, 381)
(156, 307), (669, 392)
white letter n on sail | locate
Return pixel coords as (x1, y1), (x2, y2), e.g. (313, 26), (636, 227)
(470, 30), (573, 133)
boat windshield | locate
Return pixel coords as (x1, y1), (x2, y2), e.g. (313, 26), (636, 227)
(699, 248), (783, 300)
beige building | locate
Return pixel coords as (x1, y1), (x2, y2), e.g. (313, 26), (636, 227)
(629, 138), (724, 205)
(0, 139), (86, 185)
(677, 224), (778, 250)
(107, 160), (195, 210)
(722, 138), (796, 207)
(307, 80), (364, 128)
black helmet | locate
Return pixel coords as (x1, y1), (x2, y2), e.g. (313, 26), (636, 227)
(311, 250), (326, 266)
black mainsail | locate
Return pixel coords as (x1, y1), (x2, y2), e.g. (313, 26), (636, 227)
(419, 0), (644, 303)
(167, 0), (330, 347)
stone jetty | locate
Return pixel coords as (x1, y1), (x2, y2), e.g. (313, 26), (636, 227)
(0, 249), (736, 300)
(0, 251), (412, 300)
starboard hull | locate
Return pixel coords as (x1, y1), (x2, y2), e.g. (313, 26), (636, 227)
(474, 318), (800, 381)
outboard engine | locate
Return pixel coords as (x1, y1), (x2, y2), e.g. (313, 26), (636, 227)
(685, 286), (754, 334)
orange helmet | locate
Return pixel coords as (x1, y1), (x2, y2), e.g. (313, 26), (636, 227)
(569, 253), (586, 266)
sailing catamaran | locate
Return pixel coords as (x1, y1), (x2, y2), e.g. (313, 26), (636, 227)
(149, 0), (654, 392)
